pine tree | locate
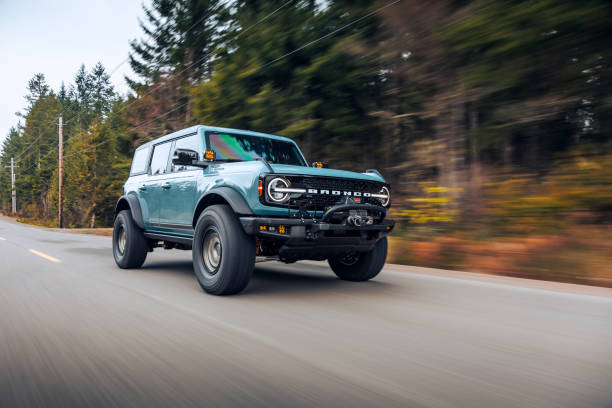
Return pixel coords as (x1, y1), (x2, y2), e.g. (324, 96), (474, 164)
(192, 0), (381, 168)
(90, 62), (115, 118)
(127, 0), (224, 89)
(25, 73), (50, 110)
(443, 0), (612, 168)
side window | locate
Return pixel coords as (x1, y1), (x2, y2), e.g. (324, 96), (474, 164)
(171, 135), (201, 172)
(149, 142), (172, 175)
(130, 147), (150, 175)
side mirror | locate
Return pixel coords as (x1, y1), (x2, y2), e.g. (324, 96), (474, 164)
(312, 161), (327, 168)
(172, 148), (198, 165)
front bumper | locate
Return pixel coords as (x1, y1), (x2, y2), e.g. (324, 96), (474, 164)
(240, 216), (395, 262)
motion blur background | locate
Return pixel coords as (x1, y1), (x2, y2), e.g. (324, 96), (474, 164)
(1, 0), (610, 286)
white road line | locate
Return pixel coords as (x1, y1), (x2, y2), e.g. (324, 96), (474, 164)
(28, 249), (61, 263)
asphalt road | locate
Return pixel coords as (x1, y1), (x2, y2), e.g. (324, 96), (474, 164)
(0, 217), (611, 408)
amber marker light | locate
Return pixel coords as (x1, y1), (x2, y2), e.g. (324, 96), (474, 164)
(204, 149), (216, 160)
(258, 180), (263, 196)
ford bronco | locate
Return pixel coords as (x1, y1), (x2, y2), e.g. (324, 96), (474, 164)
(113, 125), (394, 295)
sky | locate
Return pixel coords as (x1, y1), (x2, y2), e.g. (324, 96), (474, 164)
(0, 0), (148, 146)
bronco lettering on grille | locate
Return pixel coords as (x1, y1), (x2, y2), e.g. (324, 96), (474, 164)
(306, 188), (371, 197)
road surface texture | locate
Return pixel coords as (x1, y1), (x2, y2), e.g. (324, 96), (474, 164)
(1, 217), (611, 408)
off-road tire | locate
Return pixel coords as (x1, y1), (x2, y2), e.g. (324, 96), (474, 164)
(113, 209), (148, 269)
(192, 204), (255, 295)
(328, 237), (387, 281)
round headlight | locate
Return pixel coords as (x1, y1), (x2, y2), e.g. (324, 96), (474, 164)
(267, 177), (291, 203)
(379, 186), (391, 207)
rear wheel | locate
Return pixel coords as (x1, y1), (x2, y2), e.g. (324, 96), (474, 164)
(192, 204), (255, 295)
(113, 210), (148, 269)
(328, 237), (387, 281)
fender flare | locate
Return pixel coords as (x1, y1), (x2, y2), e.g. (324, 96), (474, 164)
(115, 195), (145, 230)
(192, 187), (253, 227)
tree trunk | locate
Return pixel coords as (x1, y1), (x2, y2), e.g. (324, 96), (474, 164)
(468, 109), (482, 219)
(436, 93), (466, 213)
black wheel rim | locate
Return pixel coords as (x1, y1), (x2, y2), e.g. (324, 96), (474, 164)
(339, 253), (360, 266)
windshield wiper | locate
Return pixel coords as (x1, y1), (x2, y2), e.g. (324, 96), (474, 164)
(212, 157), (274, 172)
(212, 158), (245, 163)
(254, 157), (274, 173)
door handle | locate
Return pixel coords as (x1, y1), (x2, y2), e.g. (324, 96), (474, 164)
(138, 185), (147, 191)
(162, 182), (171, 190)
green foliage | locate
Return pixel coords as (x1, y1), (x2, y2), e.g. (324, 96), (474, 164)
(484, 145), (612, 233)
(394, 182), (455, 224)
(1, 0), (611, 233)
(192, 1), (380, 168)
(442, 0), (612, 165)
(127, 0), (224, 89)
(0, 64), (128, 226)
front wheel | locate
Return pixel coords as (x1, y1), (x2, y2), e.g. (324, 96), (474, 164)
(192, 204), (255, 295)
(328, 237), (387, 281)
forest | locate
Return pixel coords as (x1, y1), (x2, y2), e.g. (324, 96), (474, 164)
(1, 0), (611, 285)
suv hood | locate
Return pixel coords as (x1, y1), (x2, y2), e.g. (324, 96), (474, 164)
(270, 164), (385, 183)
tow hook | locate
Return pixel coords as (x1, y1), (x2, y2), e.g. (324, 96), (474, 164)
(347, 215), (362, 227)
(347, 215), (374, 227)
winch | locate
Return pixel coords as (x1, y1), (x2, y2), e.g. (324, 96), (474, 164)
(347, 210), (374, 227)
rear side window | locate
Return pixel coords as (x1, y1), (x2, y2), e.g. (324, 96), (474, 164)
(130, 147), (150, 175)
(150, 141), (172, 175)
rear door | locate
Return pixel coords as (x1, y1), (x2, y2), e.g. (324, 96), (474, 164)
(127, 146), (152, 224)
(159, 133), (202, 232)
(142, 140), (173, 230)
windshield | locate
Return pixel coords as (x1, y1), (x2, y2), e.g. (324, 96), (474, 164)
(207, 132), (306, 166)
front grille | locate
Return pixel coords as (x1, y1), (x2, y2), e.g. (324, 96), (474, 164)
(285, 175), (385, 210)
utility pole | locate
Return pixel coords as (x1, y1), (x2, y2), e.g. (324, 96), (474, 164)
(5, 157), (19, 215)
(58, 116), (63, 228)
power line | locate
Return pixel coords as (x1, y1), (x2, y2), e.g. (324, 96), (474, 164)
(108, 3), (221, 78)
(114, 0), (295, 118)
(8, 1), (294, 164)
(12, 113), (64, 161)
(14, 148), (57, 178)
(14, 133), (45, 161)
(258, 0), (401, 71)
(12, 0), (400, 180)
(56, 4), (220, 128)
(14, 0), (295, 160)
(60, 101), (190, 161)
(19, 101), (182, 172)
(62, 2), (223, 127)
(55, 0), (294, 161)
(62, 4), (226, 126)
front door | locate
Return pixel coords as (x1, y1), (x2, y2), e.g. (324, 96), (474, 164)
(158, 134), (203, 233)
